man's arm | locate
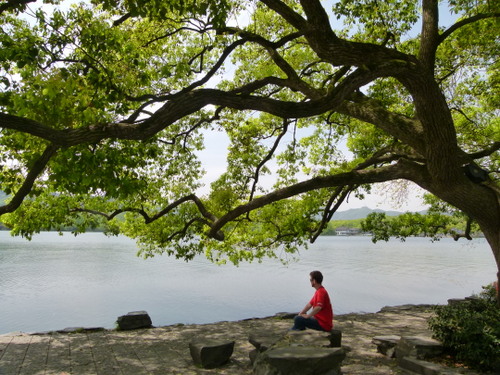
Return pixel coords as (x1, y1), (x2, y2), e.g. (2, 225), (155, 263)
(299, 303), (312, 316)
(301, 305), (322, 318)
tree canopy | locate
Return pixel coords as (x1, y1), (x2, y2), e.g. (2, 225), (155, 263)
(0, 1), (499, 273)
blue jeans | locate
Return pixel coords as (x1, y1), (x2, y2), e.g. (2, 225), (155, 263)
(291, 315), (326, 331)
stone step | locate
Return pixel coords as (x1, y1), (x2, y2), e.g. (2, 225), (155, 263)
(399, 356), (460, 375)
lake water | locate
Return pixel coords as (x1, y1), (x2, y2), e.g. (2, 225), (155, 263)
(0, 231), (497, 334)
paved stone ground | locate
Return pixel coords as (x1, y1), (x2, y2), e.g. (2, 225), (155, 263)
(0, 305), (481, 375)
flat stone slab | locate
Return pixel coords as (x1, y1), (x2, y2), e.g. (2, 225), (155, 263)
(189, 339), (235, 369)
(254, 346), (345, 375)
(249, 331), (283, 352)
(286, 329), (333, 348)
(399, 356), (458, 375)
(396, 336), (443, 360)
(372, 335), (400, 357)
(56, 327), (105, 334)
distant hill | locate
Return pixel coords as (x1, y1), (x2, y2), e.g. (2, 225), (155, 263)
(332, 206), (422, 220)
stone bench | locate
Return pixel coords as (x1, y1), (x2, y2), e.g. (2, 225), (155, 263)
(373, 335), (443, 360)
(250, 328), (345, 375)
(189, 339), (235, 369)
(372, 335), (446, 375)
(372, 335), (400, 358)
(254, 346), (345, 375)
(395, 336), (443, 361)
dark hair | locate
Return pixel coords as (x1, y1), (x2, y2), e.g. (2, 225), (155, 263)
(310, 270), (323, 284)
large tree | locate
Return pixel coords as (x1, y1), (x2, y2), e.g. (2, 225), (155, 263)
(0, 0), (499, 282)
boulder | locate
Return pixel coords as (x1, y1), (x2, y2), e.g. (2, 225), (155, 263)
(253, 346), (345, 375)
(395, 336), (443, 361)
(372, 335), (400, 358)
(116, 311), (152, 330)
(189, 339), (235, 369)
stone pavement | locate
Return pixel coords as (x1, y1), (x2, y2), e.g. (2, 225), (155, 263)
(0, 305), (480, 375)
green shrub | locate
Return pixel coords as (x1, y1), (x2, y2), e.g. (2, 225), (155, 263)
(428, 285), (500, 372)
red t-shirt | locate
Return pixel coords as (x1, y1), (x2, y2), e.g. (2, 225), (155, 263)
(309, 286), (333, 331)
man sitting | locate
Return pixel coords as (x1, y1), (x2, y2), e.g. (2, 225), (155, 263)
(291, 270), (333, 332)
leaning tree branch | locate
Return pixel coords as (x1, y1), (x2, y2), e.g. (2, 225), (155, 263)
(164, 217), (213, 242)
(453, 216), (473, 241)
(248, 118), (290, 202)
(259, 0), (308, 31)
(72, 193), (224, 240)
(0, 144), (59, 215)
(468, 141), (500, 160)
(229, 77), (295, 95)
(438, 13), (500, 45)
(353, 146), (403, 170)
(208, 159), (427, 239)
(299, 0), (338, 38)
(72, 159), (429, 243)
(1, 63), (381, 145)
(112, 13), (131, 27)
(310, 185), (355, 243)
(0, 0), (34, 15)
(71, 207), (147, 221)
(123, 37), (249, 108)
(220, 27), (317, 98)
(336, 98), (426, 156)
(150, 194), (218, 224)
(309, 140), (429, 243)
(420, 0), (440, 74)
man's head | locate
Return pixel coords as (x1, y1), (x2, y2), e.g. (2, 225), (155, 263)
(310, 270), (323, 286)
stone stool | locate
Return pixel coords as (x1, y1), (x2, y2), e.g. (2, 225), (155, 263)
(189, 339), (235, 369)
(116, 311), (152, 330)
(329, 329), (342, 347)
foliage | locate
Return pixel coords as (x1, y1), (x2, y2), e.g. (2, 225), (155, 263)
(0, 0), (499, 266)
(360, 210), (480, 242)
(428, 285), (500, 372)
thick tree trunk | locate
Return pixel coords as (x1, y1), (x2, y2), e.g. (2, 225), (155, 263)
(431, 182), (500, 306)
(480, 222), (500, 306)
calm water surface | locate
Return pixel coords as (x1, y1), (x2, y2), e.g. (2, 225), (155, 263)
(0, 231), (496, 334)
